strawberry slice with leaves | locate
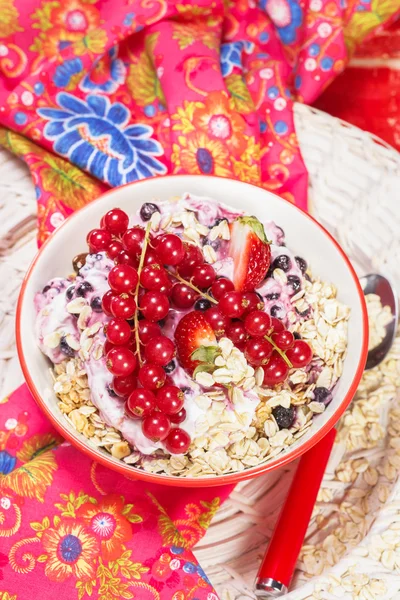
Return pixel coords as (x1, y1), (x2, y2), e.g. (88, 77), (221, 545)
(174, 311), (217, 371)
(228, 216), (271, 291)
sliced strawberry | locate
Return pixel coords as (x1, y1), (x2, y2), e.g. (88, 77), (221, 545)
(174, 311), (217, 370)
(228, 216), (271, 291)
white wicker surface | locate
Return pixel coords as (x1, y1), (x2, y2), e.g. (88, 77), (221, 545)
(1, 103), (399, 600)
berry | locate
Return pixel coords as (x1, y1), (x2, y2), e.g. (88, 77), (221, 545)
(90, 296), (103, 312)
(140, 291), (169, 321)
(244, 310), (272, 336)
(110, 294), (136, 320)
(287, 275), (301, 294)
(244, 338), (273, 366)
(266, 292), (280, 300)
(163, 360), (176, 373)
(107, 240), (123, 260)
(87, 229), (112, 253)
(285, 340), (313, 368)
(204, 306), (230, 337)
(272, 405), (295, 429)
(272, 330), (294, 350)
(138, 320), (161, 344)
(228, 216), (271, 291)
(270, 304), (284, 319)
(194, 298), (211, 311)
(144, 335), (175, 366)
(140, 202), (159, 221)
(169, 408), (186, 424)
(242, 291), (264, 314)
(105, 319), (132, 346)
(102, 290), (116, 316)
(171, 283), (198, 309)
(211, 277), (234, 300)
(76, 281), (93, 297)
(271, 317), (284, 333)
(108, 264), (138, 293)
(140, 264), (168, 291)
(219, 291), (248, 318)
(66, 286), (74, 300)
(138, 363), (166, 390)
(272, 254), (291, 272)
(165, 428), (191, 454)
(122, 227), (145, 255)
(262, 353), (289, 386)
(60, 336), (75, 358)
(127, 389), (156, 419)
(156, 385), (184, 415)
(142, 411), (171, 441)
(174, 311), (216, 370)
(177, 243), (203, 277)
(106, 347), (137, 376)
(295, 256), (307, 274)
(143, 248), (161, 267)
(226, 320), (248, 345)
(112, 374), (137, 397)
(191, 264), (216, 289)
(313, 387), (332, 405)
(157, 279), (172, 296)
(156, 234), (185, 265)
(293, 331), (301, 340)
(103, 208), (129, 235)
(115, 250), (138, 267)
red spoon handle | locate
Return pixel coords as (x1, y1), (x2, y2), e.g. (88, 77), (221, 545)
(255, 428), (336, 596)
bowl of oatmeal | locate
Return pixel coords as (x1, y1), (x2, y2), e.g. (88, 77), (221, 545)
(16, 176), (368, 486)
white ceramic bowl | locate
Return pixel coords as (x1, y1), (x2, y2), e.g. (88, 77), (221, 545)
(16, 175), (368, 487)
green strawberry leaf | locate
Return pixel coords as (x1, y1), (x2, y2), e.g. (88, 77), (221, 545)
(190, 345), (220, 364)
(236, 216), (270, 244)
(193, 364), (216, 378)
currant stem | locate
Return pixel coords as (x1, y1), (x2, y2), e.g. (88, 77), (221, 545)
(264, 335), (293, 368)
(133, 223), (152, 365)
(168, 270), (218, 305)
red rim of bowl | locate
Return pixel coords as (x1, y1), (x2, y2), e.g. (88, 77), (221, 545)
(16, 175), (369, 487)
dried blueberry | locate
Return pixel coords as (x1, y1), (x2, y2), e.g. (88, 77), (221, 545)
(270, 304), (284, 318)
(272, 254), (291, 272)
(194, 298), (211, 311)
(213, 217), (227, 226)
(313, 387), (332, 405)
(76, 281), (93, 297)
(202, 237), (220, 251)
(60, 336), (75, 358)
(293, 331), (302, 340)
(90, 296), (103, 312)
(272, 405), (295, 429)
(287, 275), (301, 294)
(106, 384), (118, 398)
(181, 387), (191, 394)
(164, 360), (176, 374)
(265, 292), (280, 300)
(140, 202), (159, 222)
(295, 256), (307, 274)
(42, 285), (51, 294)
(66, 286), (75, 300)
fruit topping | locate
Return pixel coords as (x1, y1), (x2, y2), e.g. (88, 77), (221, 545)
(228, 216), (271, 291)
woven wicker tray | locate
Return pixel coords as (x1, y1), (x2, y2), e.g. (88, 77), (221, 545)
(1, 103), (399, 599)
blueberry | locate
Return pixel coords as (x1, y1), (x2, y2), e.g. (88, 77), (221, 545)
(164, 360), (176, 374)
(60, 336), (75, 358)
(293, 331), (302, 339)
(202, 237), (220, 251)
(95, 253), (103, 261)
(66, 286), (75, 300)
(106, 384), (118, 398)
(76, 281), (93, 297)
(272, 254), (291, 272)
(140, 202), (159, 221)
(194, 298), (211, 311)
(295, 306), (310, 318)
(265, 292), (280, 300)
(272, 405), (295, 429)
(313, 387), (332, 405)
(287, 275), (301, 294)
(213, 217), (227, 226)
(181, 386), (191, 393)
(295, 256), (307, 274)
(270, 304), (284, 318)
(42, 285), (51, 294)
(90, 296), (103, 312)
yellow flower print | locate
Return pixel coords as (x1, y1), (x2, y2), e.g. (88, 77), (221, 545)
(172, 132), (232, 177)
(0, 0), (23, 37)
(176, 3), (215, 19)
(127, 33), (166, 107)
(172, 100), (203, 135)
(72, 29), (108, 57)
(344, 0), (399, 54)
(0, 451), (58, 502)
(16, 433), (63, 463)
(225, 73), (255, 115)
(0, 593), (17, 600)
(172, 19), (220, 51)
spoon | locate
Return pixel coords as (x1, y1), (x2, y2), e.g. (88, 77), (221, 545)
(255, 273), (398, 598)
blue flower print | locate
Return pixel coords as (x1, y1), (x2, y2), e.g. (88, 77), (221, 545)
(80, 47), (127, 94)
(53, 58), (83, 89)
(260, 0), (303, 45)
(0, 450), (17, 475)
(220, 40), (254, 77)
(38, 93), (167, 186)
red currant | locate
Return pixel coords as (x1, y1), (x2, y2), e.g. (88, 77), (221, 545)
(122, 227), (145, 255)
(211, 277), (234, 300)
(106, 347), (137, 376)
(87, 229), (112, 253)
(107, 240), (123, 260)
(204, 306), (230, 337)
(219, 291), (248, 318)
(108, 264), (138, 293)
(171, 283), (198, 309)
(110, 294), (136, 320)
(142, 411), (171, 442)
(143, 248), (162, 267)
(285, 340), (313, 368)
(104, 339), (114, 355)
(105, 318), (132, 346)
(262, 352), (289, 386)
(242, 292), (264, 314)
(158, 279), (173, 296)
(191, 264), (216, 289)
(244, 338), (273, 366)
(102, 290), (116, 316)
(271, 317), (284, 333)
(226, 320), (248, 345)
(140, 264), (168, 290)
(138, 320), (161, 344)
(156, 234), (185, 266)
(127, 389), (156, 419)
(272, 330), (294, 350)
(156, 385), (184, 415)
(103, 208), (129, 235)
(140, 291), (169, 322)
(244, 310), (272, 336)
(115, 250), (138, 267)
(165, 428), (191, 454)
(169, 408), (186, 424)
(138, 363), (166, 390)
(112, 374), (137, 397)
(177, 243), (203, 277)
(144, 335), (175, 366)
